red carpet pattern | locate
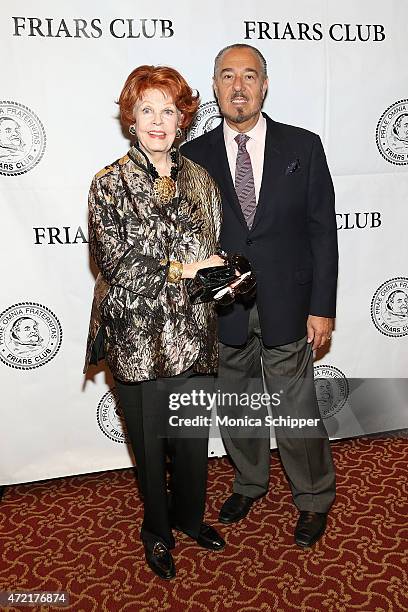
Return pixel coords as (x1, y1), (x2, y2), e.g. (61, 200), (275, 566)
(1, 435), (407, 611)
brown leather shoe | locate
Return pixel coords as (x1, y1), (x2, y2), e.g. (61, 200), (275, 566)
(294, 511), (327, 548)
(219, 493), (255, 524)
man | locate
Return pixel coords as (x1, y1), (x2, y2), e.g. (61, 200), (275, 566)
(0, 118), (25, 158)
(391, 113), (408, 150)
(182, 43), (338, 547)
(10, 317), (43, 355)
(384, 290), (408, 326)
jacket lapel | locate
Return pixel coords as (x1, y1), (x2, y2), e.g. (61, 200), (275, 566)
(250, 114), (282, 233)
(208, 124), (248, 229)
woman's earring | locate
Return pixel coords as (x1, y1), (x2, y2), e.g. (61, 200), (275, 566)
(129, 124), (136, 136)
(176, 127), (182, 139)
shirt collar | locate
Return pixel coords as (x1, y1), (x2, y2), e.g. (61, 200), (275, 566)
(223, 113), (266, 146)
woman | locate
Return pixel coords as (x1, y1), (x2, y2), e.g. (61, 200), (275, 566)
(83, 65), (225, 580)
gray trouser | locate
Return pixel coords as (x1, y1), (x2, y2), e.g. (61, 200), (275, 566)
(218, 304), (336, 512)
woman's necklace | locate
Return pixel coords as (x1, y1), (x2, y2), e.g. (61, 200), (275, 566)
(133, 145), (179, 204)
(149, 148), (178, 204)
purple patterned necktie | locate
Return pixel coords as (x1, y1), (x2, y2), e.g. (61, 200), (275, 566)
(234, 133), (257, 229)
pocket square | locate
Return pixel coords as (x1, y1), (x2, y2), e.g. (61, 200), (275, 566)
(285, 158), (300, 175)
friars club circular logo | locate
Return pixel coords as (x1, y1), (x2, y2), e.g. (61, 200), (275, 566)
(314, 364), (349, 419)
(186, 101), (222, 141)
(376, 99), (408, 165)
(97, 388), (128, 444)
(371, 277), (408, 337)
(0, 101), (46, 176)
(0, 302), (62, 369)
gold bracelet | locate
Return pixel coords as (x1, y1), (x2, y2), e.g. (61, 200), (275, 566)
(167, 260), (183, 283)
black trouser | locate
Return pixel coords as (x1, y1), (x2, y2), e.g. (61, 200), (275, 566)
(115, 369), (211, 549)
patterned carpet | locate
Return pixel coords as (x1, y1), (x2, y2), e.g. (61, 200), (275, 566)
(1, 435), (407, 612)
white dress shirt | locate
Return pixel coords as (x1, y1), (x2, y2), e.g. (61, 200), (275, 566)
(223, 113), (267, 203)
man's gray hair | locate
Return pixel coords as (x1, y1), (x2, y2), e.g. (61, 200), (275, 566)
(213, 44), (268, 79)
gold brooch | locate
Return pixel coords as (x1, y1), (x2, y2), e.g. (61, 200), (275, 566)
(153, 176), (177, 204)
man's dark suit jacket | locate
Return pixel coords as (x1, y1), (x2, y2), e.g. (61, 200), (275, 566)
(181, 112), (338, 347)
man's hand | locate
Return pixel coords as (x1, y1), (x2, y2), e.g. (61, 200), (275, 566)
(307, 315), (334, 350)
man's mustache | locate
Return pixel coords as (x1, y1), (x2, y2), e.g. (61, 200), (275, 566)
(230, 92), (248, 102)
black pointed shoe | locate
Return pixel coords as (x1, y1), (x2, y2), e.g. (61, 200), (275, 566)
(144, 540), (176, 580)
(294, 511), (328, 548)
(219, 493), (254, 524)
(196, 523), (225, 551)
(173, 522), (226, 551)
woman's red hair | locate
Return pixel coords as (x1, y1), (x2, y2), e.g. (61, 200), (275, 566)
(118, 65), (200, 130)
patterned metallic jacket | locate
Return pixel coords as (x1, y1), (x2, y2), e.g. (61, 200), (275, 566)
(83, 146), (222, 382)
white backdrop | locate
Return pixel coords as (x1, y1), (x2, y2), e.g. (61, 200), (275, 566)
(1, 0), (407, 485)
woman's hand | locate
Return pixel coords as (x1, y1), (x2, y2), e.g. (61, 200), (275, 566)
(181, 254), (226, 279)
